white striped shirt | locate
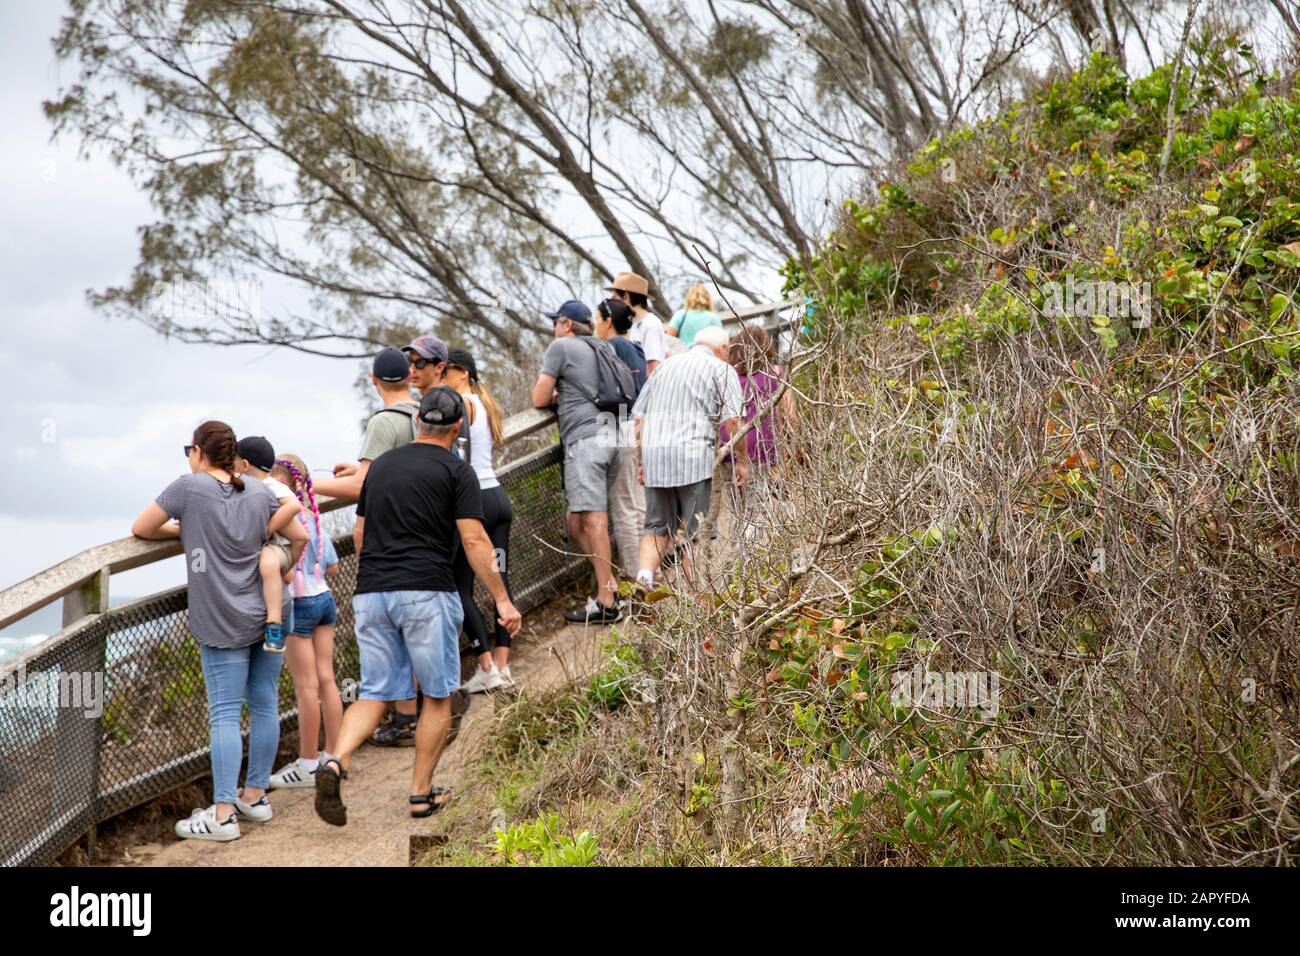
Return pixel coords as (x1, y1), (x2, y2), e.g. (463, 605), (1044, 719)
(632, 345), (744, 487)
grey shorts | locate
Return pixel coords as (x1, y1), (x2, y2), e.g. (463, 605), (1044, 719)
(563, 437), (620, 513)
(644, 479), (712, 539)
(267, 541), (293, 574)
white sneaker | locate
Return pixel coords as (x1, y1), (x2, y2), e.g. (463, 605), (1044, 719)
(175, 805), (240, 842)
(461, 665), (505, 694)
(497, 666), (515, 688)
(234, 791), (273, 822)
(269, 758), (318, 790)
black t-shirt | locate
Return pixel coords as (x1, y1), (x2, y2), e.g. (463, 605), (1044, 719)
(355, 442), (483, 594)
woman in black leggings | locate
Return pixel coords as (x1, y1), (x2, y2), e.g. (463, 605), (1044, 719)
(445, 347), (518, 692)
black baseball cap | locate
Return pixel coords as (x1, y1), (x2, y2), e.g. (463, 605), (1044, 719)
(236, 436), (275, 472)
(372, 347), (410, 383)
(446, 347), (478, 382)
(543, 299), (592, 324)
(418, 386), (465, 427)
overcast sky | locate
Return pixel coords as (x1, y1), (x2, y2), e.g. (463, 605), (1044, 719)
(0, 1), (373, 619)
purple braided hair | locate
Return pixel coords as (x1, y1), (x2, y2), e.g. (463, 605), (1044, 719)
(275, 458), (323, 584)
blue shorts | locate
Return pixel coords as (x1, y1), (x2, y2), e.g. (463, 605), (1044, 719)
(352, 590), (463, 701)
(290, 591), (337, 636)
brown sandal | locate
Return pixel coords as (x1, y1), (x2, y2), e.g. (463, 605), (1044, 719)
(314, 758), (348, 827)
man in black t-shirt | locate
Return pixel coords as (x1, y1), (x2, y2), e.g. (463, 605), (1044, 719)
(315, 387), (521, 825)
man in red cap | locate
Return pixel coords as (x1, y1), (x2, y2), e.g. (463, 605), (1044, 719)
(606, 272), (668, 377)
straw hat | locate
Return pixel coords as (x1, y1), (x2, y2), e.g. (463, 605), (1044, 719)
(604, 271), (650, 297)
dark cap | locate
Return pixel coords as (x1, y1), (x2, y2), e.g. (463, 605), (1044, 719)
(543, 299), (592, 324)
(403, 335), (448, 365)
(372, 347), (410, 383)
(446, 347), (478, 382)
(418, 386), (464, 427)
(236, 436), (275, 472)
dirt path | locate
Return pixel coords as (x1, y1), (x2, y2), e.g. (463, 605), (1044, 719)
(124, 618), (610, 867)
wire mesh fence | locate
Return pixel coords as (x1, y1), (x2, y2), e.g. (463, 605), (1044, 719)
(0, 441), (584, 866)
(0, 303), (798, 867)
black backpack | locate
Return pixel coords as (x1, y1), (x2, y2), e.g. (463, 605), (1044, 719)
(578, 336), (638, 414)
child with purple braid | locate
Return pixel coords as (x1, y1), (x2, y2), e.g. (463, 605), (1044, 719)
(267, 453), (344, 789)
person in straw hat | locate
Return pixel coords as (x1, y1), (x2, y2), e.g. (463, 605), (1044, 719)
(606, 271), (668, 377)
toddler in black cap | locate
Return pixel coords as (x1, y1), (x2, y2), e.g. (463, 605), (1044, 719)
(236, 435), (304, 653)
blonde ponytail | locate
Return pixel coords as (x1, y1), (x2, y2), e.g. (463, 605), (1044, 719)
(472, 379), (505, 447)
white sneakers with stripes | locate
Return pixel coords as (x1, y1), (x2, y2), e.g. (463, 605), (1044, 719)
(269, 757), (319, 790)
(234, 791), (273, 822)
(175, 806), (240, 842)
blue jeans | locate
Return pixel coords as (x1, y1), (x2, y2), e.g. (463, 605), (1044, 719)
(199, 642), (284, 803)
(353, 590), (463, 701)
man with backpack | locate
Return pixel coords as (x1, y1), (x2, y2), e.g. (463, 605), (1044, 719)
(532, 306), (638, 624)
(314, 346), (421, 502)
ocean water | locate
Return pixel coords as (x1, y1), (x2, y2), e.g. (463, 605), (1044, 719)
(0, 598), (143, 665)
(0, 602), (59, 664)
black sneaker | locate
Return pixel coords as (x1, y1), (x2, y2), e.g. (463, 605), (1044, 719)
(565, 597), (624, 624)
(371, 711), (417, 747)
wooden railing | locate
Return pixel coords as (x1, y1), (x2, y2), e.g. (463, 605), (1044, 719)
(0, 297), (801, 867)
(0, 297), (801, 649)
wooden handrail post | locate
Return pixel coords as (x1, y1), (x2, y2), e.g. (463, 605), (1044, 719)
(63, 567), (110, 629)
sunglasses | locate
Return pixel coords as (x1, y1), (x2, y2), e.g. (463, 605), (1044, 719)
(183, 445), (195, 458)
(408, 355), (440, 370)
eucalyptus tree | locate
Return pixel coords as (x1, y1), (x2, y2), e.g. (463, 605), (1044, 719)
(46, 0), (1212, 361)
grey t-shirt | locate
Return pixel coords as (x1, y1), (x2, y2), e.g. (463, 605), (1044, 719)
(541, 336), (603, 447)
(156, 473), (286, 649)
(358, 399), (419, 462)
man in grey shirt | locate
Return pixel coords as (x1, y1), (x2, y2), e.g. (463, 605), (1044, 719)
(314, 346), (421, 501)
(533, 300), (623, 624)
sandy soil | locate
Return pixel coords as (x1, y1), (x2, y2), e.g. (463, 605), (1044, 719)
(125, 618), (610, 867)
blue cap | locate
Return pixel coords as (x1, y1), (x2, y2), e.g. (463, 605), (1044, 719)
(543, 299), (592, 324)
(372, 347), (410, 383)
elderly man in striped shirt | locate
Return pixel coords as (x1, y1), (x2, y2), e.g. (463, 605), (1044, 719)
(632, 325), (749, 587)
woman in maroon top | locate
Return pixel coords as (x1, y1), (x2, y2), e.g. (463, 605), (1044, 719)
(720, 325), (797, 545)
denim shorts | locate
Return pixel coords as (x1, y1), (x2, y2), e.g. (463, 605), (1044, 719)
(352, 590), (464, 701)
(290, 591), (337, 636)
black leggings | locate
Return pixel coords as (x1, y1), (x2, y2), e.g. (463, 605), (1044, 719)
(454, 484), (514, 653)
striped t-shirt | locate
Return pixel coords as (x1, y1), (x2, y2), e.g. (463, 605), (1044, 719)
(156, 473), (286, 649)
(632, 346), (744, 487)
